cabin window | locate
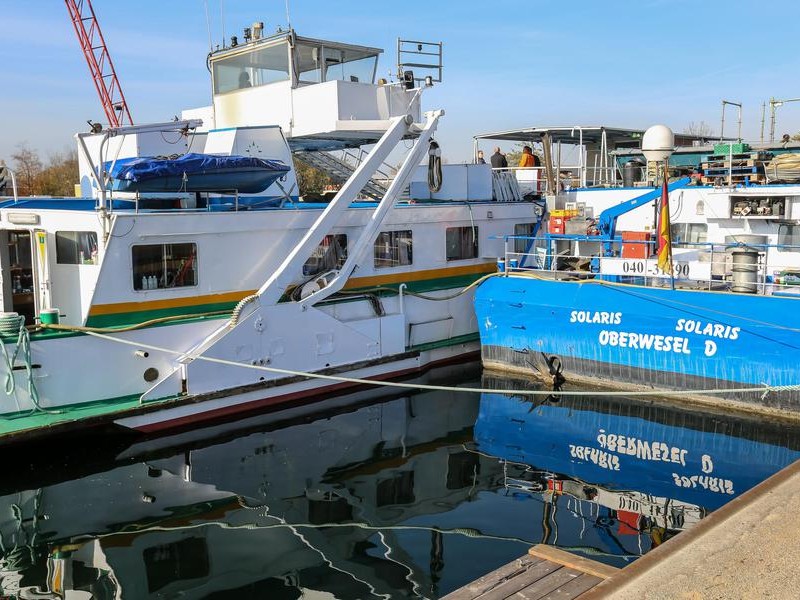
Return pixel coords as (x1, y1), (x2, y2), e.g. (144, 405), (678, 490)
(374, 230), (413, 268)
(670, 223), (707, 245)
(295, 43), (322, 84)
(55, 231), (98, 265)
(212, 42), (290, 94)
(778, 224), (800, 247)
(446, 226), (478, 261)
(513, 223), (537, 254)
(294, 42), (378, 85)
(303, 234), (347, 276)
(132, 243), (197, 291)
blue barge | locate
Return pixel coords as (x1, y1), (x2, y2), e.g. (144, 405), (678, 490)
(475, 275), (800, 411)
(474, 173), (800, 413)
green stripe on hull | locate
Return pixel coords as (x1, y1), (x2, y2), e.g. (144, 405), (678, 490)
(409, 331), (480, 352)
(85, 302), (237, 328)
(0, 394), (142, 436)
(347, 272), (488, 296)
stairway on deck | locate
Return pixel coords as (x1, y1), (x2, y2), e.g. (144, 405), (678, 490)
(295, 150), (397, 200)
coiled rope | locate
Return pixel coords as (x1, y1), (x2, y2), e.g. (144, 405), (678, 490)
(0, 315), (60, 414)
(427, 140), (442, 192)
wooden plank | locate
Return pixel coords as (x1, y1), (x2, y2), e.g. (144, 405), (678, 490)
(513, 568), (583, 599)
(536, 572), (604, 599)
(528, 545), (619, 580)
(475, 561), (564, 600)
(440, 555), (539, 600)
(702, 158), (760, 168)
(706, 152), (771, 161)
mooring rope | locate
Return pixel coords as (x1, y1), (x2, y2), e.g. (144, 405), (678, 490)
(32, 326), (800, 400)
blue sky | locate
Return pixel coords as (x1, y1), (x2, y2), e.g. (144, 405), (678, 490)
(2, 0), (800, 164)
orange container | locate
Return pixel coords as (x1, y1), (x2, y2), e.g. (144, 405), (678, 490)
(549, 217), (565, 234)
(621, 231), (652, 259)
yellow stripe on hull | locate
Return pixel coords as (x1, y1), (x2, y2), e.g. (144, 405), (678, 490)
(343, 262), (496, 289)
(88, 262), (496, 318)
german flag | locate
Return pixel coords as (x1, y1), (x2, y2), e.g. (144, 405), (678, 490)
(656, 162), (673, 275)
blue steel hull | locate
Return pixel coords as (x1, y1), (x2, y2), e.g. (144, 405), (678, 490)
(474, 275), (800, 410)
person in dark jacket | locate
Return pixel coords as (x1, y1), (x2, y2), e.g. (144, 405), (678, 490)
(490, 147), (508, 169)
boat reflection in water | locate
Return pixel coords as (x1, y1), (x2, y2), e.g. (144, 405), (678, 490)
(2, 367), (800, 599)
(476, 374), (800, 568)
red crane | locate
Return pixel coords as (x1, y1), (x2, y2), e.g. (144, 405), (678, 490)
(64, 0), (133, 127)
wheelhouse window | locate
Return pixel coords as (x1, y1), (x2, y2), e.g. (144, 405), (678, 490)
(56, 231), (98, 265)
(670, 223), (707, 245)
(513, 223), (537, 254)
(293, 42), (378, 85)
(133, 243), (197, 290)
(374, 230), (412, 268)
(303, 234), (347, 276)
(446, 226), (478, 261)
(212, 41), (290, 94)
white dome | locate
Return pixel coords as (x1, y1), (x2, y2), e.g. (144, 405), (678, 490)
(642, 125), (675, 162)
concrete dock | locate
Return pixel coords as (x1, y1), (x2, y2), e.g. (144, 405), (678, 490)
(581, 456), (800, 599)
(446, 457), (800, 599)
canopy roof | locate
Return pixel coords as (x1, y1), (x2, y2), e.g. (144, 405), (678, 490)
(473, 125), (716, 148)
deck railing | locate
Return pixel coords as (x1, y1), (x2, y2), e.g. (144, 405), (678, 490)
(495, 235), (800, 297)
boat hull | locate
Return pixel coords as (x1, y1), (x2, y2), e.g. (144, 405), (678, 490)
(474, 275), (800, 412)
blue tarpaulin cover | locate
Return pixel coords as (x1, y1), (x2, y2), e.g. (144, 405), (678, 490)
(106, 153), (290, 193)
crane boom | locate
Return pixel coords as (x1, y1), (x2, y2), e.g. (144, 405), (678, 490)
(64, 0), (133, 127)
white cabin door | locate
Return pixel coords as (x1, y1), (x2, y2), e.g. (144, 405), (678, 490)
(33, 229), (51, 313)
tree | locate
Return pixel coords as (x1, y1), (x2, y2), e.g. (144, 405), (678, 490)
(294, 158), (333, 196)
(11, 143), (42, 196)
(684, 121), (714, 138)
(37, 150), (79, 197)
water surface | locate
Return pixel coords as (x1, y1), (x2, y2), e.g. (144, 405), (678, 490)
(2, 363), (799, 598)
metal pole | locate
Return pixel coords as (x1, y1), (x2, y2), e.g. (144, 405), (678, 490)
(770, 97), (777, 142)
(665, 159), (675, 291)
(760, 102), (766, 142)
(737, 103), (742, 140)
(769, 97), (800, 142)
(8, 169), (18, 203)
(720, 100), (742, 141)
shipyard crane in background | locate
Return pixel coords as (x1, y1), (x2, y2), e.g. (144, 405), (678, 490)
(64, 0), (133, 127)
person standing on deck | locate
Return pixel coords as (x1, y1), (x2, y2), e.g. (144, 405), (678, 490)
(476, 150), (486, 164)
(490, 147), (508, 169)
(518, 145), (539, 168)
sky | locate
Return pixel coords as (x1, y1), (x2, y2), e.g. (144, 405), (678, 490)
(1, 0), (800, 164)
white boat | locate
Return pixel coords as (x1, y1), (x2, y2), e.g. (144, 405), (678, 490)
(0, 28), (541, 441)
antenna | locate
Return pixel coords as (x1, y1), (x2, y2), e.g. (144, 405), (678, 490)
(219, 0), (225, 47)
(203, 0), (213, 52)
(285, 0), (292, 29)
